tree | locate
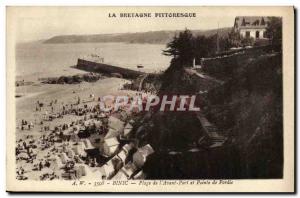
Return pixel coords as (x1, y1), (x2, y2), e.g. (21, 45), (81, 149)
(227, 29), (242, 48)
(266, 17), (282, 45)
(163, 28), (232, 67)
(193, 35), (212, 59)
(163, 29), (195, 66)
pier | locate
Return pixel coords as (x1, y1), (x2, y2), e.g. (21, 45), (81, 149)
(76, 59), (146, 79)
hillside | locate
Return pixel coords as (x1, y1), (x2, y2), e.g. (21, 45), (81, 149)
(130, 45), (283, 179)
(43, 28), (232, 44)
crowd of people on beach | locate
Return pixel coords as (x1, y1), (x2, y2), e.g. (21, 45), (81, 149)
(15, 87), (155, 181)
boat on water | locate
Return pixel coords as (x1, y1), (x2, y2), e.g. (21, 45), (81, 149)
(137, 64), (144, 69)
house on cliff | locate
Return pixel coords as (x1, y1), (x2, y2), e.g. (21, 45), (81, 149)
(234, 16), (269, 40)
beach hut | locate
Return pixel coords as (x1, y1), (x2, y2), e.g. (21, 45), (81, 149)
(94, 120), (102, 129)
(74, 164), (87, 178)
(104, 116), (124, 139)
(60, 152), (71, 164)
(101, 160), (116, 179)
(87, 169), (104, 180)
(67, 149), (75, 159)
(17, 152), (29, 160)
(117, 144), (133, 164)
(102, 137), (120, 157)
(104, 128), (119, 139)
(73, 142), (86, 156)
(82, 139), (94, 150)
(133, 170), (146, 179)
(52, 156), (64, 169)
(110, 155), (123, 171)
(111, 170), (128, 180)
(121, 162), (138, 179)
(123, 122), (133, 138)
(117, 150), (128, 165)
(132, 144), (154, 168)
(123, 144), (134, 154)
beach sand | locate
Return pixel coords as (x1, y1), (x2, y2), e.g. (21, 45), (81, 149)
(15, 76), (138, 180)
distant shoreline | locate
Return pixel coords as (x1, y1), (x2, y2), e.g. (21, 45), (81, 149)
(42, 28), (231, 45)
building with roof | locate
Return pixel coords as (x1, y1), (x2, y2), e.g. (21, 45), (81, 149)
(234, 16), (269, 40)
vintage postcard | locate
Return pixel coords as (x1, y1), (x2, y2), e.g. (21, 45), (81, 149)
(6, 6), (294, 192)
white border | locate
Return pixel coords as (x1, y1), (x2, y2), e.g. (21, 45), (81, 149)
(1, 0), (299, 197)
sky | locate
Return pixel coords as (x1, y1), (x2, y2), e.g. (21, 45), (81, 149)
(7, 7), (239, 42)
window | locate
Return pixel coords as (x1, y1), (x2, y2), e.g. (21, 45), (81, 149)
(263, 31), (267, 38)
(256, 31), (260, 38)
(246, 31), (250, 38)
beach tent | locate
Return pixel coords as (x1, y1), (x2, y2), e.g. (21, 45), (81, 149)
(114, 144), (134, 165)
(132, 144), (154, 168)
(67, 149), (75, 158)
(86, 169), (104, 180)
(82, 139), (95, 150)
(111, 170), (128, 180)
(117, 150), (128, 164)
(101, 160), (116, 179)
(121, 162), (138, 179)
(40, 167), (54, 175)
(110, 155), (123, 171)
(104, 116), (124, 139)
(123, 122), (133, 138)
(133, 170), (146, 180)
(102, 137), (119, 157)
(51, 156), (64, 169)
(74, 164), (87, 178)
(122, 144), (134, 154)
(94, 120), (102, 129)
(17, 152), (29, 160)
(104, 128), (119, 139)
(73, 143), (86, 156)
(60, 152), (70, 164)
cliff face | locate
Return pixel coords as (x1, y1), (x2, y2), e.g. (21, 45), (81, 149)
(204, 52), (283, 178)
(136, 46), (283, 179)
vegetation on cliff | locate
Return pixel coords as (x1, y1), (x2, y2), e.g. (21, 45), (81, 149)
(134, 26), (283, 178)
(43, 28), (231, 44)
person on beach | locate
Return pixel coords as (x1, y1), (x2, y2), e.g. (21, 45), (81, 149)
(39, 161), (43, 171)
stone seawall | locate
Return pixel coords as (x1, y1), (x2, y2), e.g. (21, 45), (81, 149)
(76, 59), (145, 79)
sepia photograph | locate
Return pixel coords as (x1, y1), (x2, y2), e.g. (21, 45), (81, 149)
(6, 6), (294, 192)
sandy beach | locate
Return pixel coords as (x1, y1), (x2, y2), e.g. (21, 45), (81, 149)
(15, 75), (143, 180)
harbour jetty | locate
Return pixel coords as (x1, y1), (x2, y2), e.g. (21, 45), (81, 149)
(76, 59), (145, 79)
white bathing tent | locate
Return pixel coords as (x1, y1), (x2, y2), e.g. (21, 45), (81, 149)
(117, 144), (133, 164)
(102, 137), (120, 157)
(82, 139), (95, 150)
(132, 144), (154, 168)
(121, 162), (138, 179)
(60, 152), (71, 164)
(111, 170), (128, 180)
(123, 122), (133, 138)
(104, 116), (124, 139)
(101, 160), (116, 179)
